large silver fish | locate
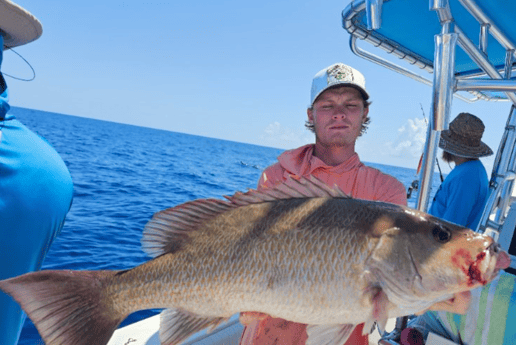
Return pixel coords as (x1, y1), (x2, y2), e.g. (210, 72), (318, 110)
(0, 177), (510, 345)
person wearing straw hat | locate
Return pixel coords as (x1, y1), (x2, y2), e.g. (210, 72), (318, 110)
(0, 1), (73, 344)
(428, 112), (493, 230)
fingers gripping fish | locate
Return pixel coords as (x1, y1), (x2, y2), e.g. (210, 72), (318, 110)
(0, 176), (510, 345)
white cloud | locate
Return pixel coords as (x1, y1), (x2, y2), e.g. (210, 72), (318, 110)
(259, 118), (429, 169)
(261, 121), (313, 149)
(386, 118), (428, 159)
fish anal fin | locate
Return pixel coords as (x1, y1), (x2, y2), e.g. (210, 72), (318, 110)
(0, 270), (124, 345)
(159, 308), (228, 345)
(306, 323), (355, 345)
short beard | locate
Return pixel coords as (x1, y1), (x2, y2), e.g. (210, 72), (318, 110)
(314, 130), (354, 149)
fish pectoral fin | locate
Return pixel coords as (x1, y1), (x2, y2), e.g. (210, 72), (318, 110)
(368, 287), (390, 334)
(361, 285), (390, 335)
(306, 323), (355, 345)
(159, 308), (228, 345)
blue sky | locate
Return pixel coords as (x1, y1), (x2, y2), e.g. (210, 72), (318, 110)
(5, 0), (512, 171)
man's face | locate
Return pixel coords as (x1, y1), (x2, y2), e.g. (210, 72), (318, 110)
(307, 86), (368, 147)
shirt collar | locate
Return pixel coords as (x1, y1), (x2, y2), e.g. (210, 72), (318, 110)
(278, 144), (362, 176)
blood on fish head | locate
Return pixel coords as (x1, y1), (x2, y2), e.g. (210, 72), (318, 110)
(432, 223), (508, 284)
(451, 249), (488, 286)
(367, 209), (510, 306)
(452, 242), (510, 288)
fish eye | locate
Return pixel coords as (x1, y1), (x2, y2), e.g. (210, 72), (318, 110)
(432, 226), (452, 243)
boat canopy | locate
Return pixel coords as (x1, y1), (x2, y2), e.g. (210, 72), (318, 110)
(342, 0), (516, 101)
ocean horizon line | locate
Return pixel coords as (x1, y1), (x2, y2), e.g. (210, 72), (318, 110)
(10, 105), (420, 172)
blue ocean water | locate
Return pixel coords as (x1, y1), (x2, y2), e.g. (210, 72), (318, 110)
(9, 107), (440, 344)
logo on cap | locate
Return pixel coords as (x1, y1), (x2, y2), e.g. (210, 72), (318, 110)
(328, 64), (354, 83)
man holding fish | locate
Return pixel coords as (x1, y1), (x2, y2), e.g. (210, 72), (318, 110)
(239, 63), (478, 345)
(0, 64), (510, 345)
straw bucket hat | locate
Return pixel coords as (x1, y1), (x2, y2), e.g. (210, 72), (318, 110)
(439, 112), (493, 158)
(0, 0), (42, 49)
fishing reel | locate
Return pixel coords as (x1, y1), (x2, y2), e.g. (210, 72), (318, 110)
(406, 180), (419, 199)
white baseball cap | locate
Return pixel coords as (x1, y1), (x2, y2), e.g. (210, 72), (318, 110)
(0, 0), (42, 49)
(310, 63), (369, 107)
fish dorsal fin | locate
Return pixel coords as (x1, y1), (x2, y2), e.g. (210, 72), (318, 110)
(159, 308), (227, 345)
(141, 198), (233, 258)
(306, 324), (356, 345)
(226, 175), (349, 206)
(142, 176), (349, 258)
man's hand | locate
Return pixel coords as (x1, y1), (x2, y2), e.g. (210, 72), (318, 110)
(416, 291), (472, 315)
(239, 311), (270, 326)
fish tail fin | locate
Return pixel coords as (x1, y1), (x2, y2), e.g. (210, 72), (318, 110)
(0, 270), (125, 345)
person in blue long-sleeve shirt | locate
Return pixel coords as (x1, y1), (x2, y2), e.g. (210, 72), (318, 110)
(0, 1), (74, 344)
(428, 112), (492, 230)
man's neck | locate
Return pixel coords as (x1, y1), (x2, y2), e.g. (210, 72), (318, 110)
(454, 156), (477, 166)
(312, 142), (356, 167)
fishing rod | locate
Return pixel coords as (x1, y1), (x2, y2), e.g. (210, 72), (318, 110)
(407, 104), (444, 199)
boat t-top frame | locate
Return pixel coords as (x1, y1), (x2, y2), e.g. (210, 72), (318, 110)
(342, 0), (516, 344)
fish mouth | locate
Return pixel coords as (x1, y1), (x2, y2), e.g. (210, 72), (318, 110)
(488, 242), (510, 272)
(468, 243), (510, 286)
(492, 243), (511, 270)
